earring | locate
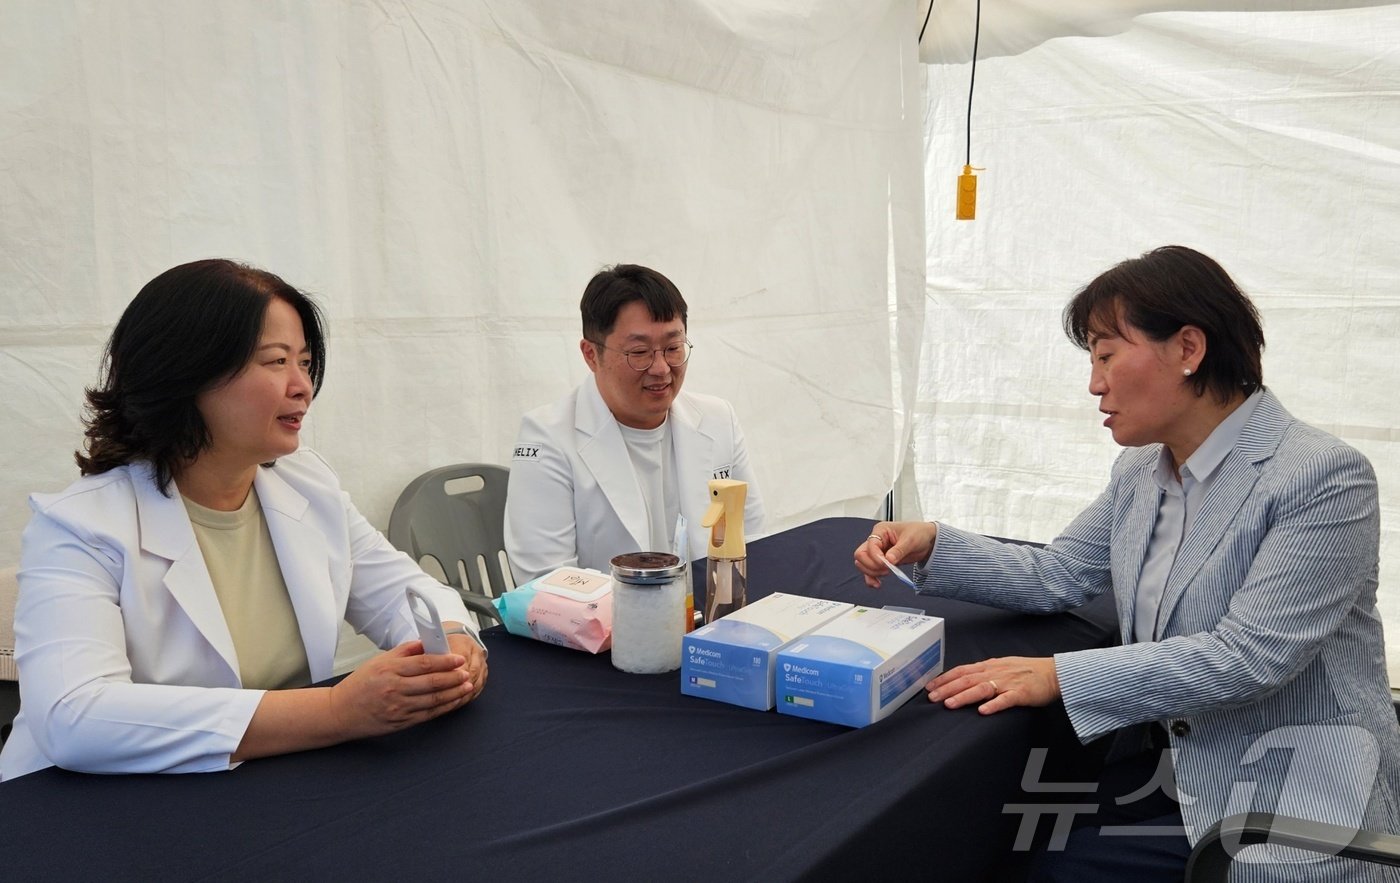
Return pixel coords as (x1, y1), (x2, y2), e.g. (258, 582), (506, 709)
(1183, 368), (1193, 376)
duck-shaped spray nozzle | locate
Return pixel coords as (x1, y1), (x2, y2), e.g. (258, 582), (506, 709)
(701, 479), (748, 623)
(702, 479), (747, 559)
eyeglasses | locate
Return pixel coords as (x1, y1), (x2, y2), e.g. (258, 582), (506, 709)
(591, 339), (693, 372)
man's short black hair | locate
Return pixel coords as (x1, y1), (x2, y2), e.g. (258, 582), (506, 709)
(580, 264), (688, 342)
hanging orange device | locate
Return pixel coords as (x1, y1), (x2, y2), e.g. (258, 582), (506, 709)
(956, 165), (981, 220)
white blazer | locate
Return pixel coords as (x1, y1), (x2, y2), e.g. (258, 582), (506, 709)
(922, 392), (1400, 881)
(504, 376), (765, 583)
(0, 449), (472, 781)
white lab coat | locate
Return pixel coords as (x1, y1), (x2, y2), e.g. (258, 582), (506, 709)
(504, 376), (765, 583)
(0, 449), (473, 781)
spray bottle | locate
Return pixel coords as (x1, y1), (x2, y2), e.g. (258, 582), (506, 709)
(701, 478), (748, 624)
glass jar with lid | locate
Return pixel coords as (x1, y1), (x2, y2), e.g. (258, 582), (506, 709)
(609, 552), (686, 673)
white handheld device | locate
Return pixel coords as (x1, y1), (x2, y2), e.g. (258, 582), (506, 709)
(405, 586), (451, 655)
(883, 556), (919, 590)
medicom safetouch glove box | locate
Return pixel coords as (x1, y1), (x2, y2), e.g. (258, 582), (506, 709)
(775, 607), (944, 728)
(681, 592), (853, 710)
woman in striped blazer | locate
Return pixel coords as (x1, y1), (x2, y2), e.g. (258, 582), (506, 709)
(856, 246), (1400, 882)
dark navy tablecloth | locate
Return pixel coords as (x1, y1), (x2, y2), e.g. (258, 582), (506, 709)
(0, 516), (1117, 882)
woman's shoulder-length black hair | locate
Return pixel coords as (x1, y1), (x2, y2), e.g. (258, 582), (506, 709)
(1063, 245), (1265, 404)
(77, 258), (326, 494)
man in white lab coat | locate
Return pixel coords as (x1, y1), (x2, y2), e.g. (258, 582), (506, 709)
(504, 264), (765, 584)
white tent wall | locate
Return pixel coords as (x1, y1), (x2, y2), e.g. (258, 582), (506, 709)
(0, 2), (926, 572)
(916, 5), (1400, 678)
(10, 0), (1393, 679)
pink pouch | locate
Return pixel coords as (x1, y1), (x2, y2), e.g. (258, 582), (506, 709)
(494, 567), (613, 653)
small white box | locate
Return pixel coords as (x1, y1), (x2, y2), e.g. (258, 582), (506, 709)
(680, 592), (853, 710)
(776, 607), (944, 727)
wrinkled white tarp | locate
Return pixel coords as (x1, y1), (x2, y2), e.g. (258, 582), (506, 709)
(0, 1), (925, 579)
(5, 0), (1398, 683)
(917, 3), (1400, 679)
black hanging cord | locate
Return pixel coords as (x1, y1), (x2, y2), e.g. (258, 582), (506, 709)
(918, 0), (936, 45)
(966, 0), (981, 166)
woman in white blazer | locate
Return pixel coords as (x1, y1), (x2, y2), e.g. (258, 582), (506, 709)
(855, 247), (1400, 882)
(0, 260), (487, 781)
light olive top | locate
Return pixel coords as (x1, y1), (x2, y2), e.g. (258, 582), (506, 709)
(184, 490), (312, 690)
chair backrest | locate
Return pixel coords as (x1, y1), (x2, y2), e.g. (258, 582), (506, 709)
(1186, 811), (1400, 880)
(388, 464), (513, 622)
(1, 566), (17, 684)
(1, 566), (18, 746)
